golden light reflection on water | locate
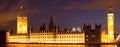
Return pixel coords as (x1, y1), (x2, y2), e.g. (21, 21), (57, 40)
(6, 44), (116, 47)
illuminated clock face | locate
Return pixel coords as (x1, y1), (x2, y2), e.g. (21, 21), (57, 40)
(109, 16), (112, 20)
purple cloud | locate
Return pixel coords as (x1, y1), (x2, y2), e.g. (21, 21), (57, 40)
(59, 0), (120, 10)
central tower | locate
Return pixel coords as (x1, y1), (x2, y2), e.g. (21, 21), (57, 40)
(107, 5), (114, 43)
(17, 2), (28, 34)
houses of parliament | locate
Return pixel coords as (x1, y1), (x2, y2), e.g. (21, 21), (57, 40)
(4, 3), (115, 44)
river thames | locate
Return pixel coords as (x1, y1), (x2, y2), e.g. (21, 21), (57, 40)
(2, 44), (118, 47)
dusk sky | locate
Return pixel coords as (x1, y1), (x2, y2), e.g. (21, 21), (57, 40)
(0, 0), (120, 33)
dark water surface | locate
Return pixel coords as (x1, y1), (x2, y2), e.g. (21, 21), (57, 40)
(1, 44), (118, 47)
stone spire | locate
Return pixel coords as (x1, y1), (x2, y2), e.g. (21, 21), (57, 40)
(49, 13), (54, 32)
(108, 0), (113, 13)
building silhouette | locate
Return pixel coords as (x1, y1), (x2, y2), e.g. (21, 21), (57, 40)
(49, 15), (54, 32)
(84, 24), (101, 44)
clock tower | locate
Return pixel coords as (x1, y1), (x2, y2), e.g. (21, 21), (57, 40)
(107, 5), (114, 43)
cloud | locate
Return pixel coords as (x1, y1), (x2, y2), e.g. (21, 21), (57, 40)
(0, 0), (44, 27)
(57, 13), (69, 17)
(0, 0), (17, 27)
(0, 10), (16, 27)
(59, 0), (120, 10)
(27, 8), (49, 15)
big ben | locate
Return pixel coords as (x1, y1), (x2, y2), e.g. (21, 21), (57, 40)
(107, 5), (114, 43)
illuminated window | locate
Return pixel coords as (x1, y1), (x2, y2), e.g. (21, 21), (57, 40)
(86, 39), (88, 41)
(91, 35), (96, 37)
(86, 35), (88, 37)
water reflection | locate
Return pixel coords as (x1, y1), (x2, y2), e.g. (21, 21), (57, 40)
(5, 44), (117, 47)
(6, 44), (85, 47)
(101, 45), (116, 47)
(86, 44), (100, 47)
